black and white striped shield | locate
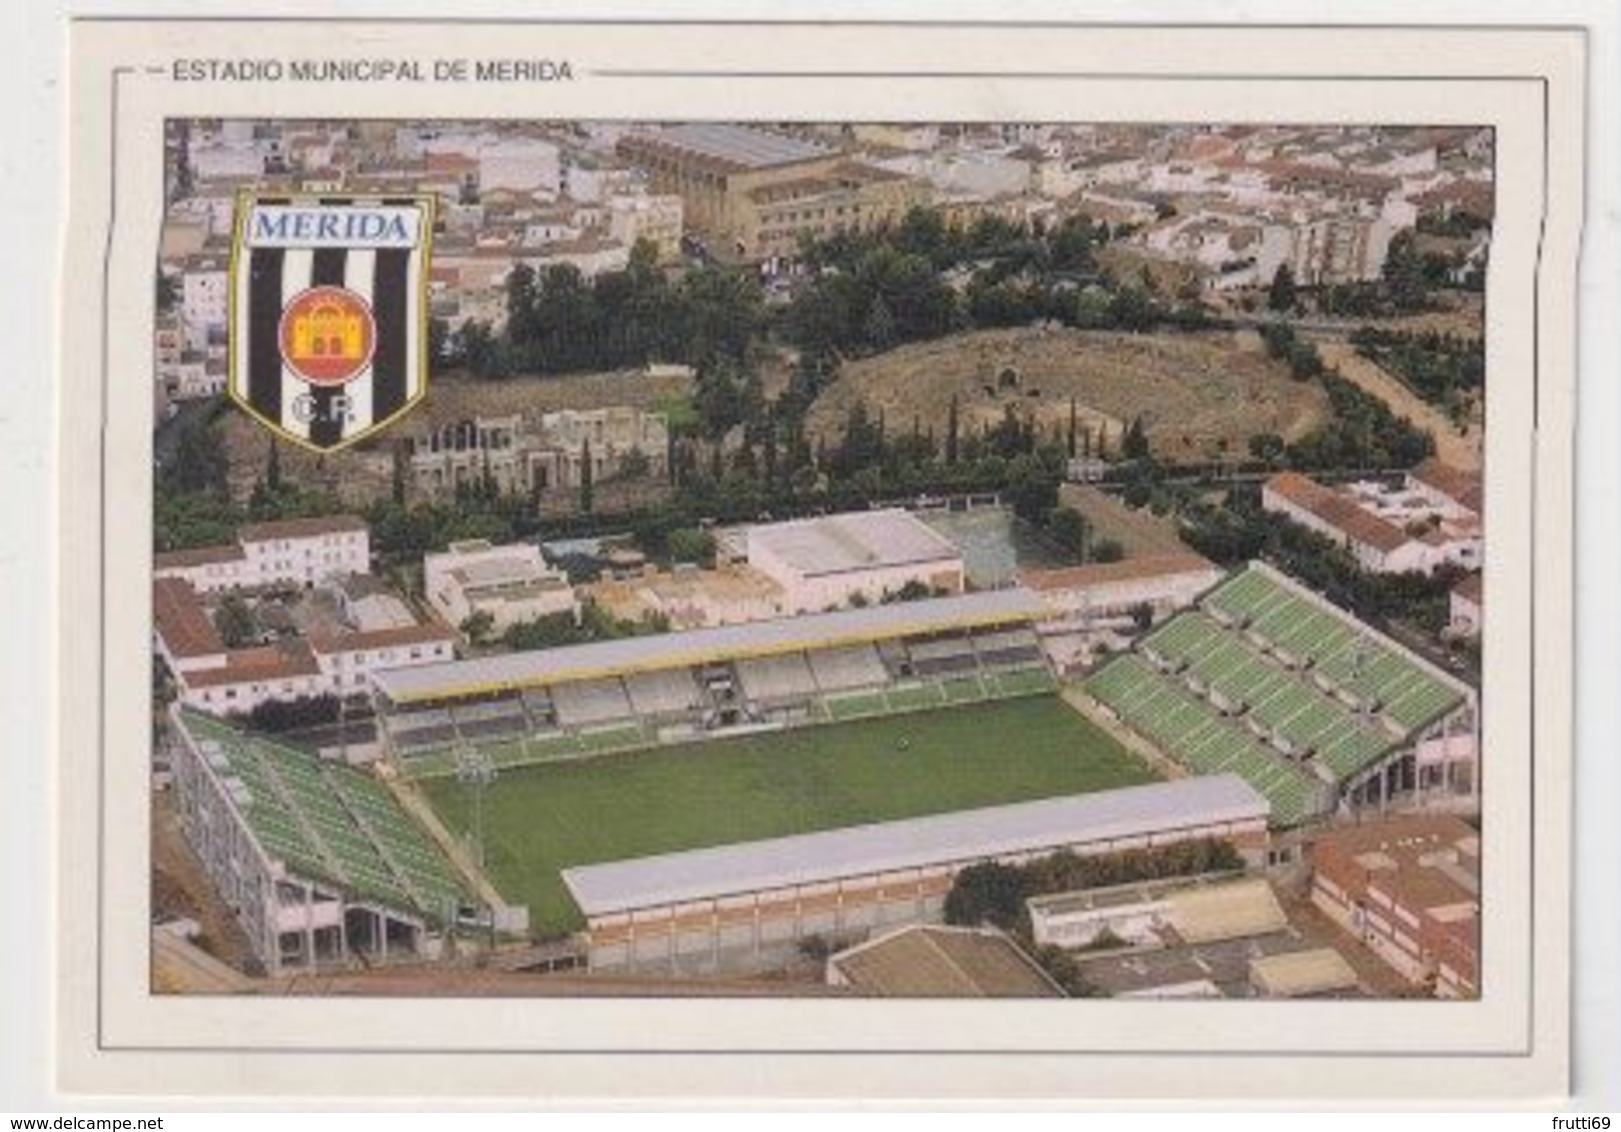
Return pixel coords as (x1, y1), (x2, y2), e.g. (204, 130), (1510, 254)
(228, 193), (434, 453)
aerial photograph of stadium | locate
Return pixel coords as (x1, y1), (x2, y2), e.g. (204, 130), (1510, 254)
(149, 118), (1488, 1000)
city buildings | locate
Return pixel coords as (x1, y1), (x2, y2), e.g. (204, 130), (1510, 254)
(1309, 814), (1480, 998)
(154, 515), (371, 593)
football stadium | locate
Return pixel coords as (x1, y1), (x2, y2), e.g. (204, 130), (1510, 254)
(367, 590), (1164, 937)
(1083, 561), (1478, 827)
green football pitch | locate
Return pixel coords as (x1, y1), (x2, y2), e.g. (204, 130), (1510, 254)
(420, 694), (1155, 934)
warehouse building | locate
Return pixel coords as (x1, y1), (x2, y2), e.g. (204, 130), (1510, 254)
(560, 774), (1270, 975)
(744, 509), (967, 614)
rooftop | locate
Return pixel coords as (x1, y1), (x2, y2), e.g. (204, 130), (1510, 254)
(1409, 457), (1484, 515)
(152, 577), (225, 659)
(561, 775), (1269, 917)
(829, 926), (1062, 998)
(238, 514), (368, 544)
(1248, 948), (1361, 998)
(625, 123), (834, 172)
(1312, 813), (1481, 913)
(373, 587), (1047, 703)
(747, 509), (962, 578)
(155, 543), (247, 571)
(1265, 472), (1412, 555)
(1453, 572), (1484, 606)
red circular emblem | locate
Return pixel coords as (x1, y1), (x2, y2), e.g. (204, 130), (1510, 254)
(278, 285), (377, 386)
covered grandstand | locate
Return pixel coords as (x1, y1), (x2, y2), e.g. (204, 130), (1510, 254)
(169, 709), (474, 975)
(1084, 561), (1477, 827)
(562, 774), (1270, 975)
(371, 589), (1061, 778)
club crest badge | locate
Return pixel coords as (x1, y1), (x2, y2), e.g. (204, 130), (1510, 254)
(228, 193), (434, 452)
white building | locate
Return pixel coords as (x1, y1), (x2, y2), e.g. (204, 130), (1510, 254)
(1262, 472), (1439, 575)
(744, 509), (966, 614)
(1020, 553), (1226, 627)
(424, 539), (579, 637)
(180, 264), (229, 351)
(154, 516), (371, 594)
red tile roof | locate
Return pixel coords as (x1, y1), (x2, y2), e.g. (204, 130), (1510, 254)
(154, 543), (245, 571)
(182, 642), (322, 689)
(1409, 458), (1483, 515)
(237, 515), (368, 543)
(307, 621), (456, 655)
(1452, 572), (1483, 606)
(152, 577), (224, 659)
(1265, 472), (1412, 556)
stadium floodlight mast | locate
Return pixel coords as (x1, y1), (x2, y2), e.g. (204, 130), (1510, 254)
(455, 745), (497, 873)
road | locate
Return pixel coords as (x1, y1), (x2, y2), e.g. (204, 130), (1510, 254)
(1311, 339), (1481, 472)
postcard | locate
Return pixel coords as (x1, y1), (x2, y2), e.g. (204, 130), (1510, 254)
(55, 15), (1585, 1102)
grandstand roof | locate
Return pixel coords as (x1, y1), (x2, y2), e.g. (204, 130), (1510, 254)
(561, 775), (1269, 917)
(746, 509), (962, 579)
(372, 588), (1048, 704)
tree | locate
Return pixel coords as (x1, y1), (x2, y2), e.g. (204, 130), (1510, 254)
(460, 609), (496, 647)
(945, 393), (961, 465)
(666, 526), (716, 566)
(1248, 432), (1287, 467)
(1382, 230), (1431, 312)
(155, 272), (179, 315)
(165, 415), (229, 496)
(1267, 263), (1298, 312)
(1048, 506), (1091, 559)
(265, 437), (282, 493)
(1130, 601), (1155, 633)
(1091, 537), (1125, 563)
(578, 439), (595, 514)
(943, 862), (1028, 930)
(214, 593), (256, 648)
(1122, 416), (1151, 461)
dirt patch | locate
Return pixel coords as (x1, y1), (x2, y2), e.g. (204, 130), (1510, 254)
(806, 327), (1330, 465)
(1312, 339), (1482, 472)
(1057, 484), (1192, 558)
